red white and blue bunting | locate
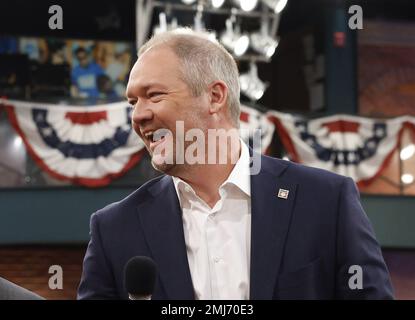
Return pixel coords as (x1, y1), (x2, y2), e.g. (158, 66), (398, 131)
(268, 111), (415, 187)
(2, 100), (146, 187)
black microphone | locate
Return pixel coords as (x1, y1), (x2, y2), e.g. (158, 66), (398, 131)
(124, 256), (157, 300)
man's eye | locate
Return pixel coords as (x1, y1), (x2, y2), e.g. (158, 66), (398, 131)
(148, 92), (164, 98)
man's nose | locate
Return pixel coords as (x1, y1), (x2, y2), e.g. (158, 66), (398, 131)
(131, 105), (154, 126)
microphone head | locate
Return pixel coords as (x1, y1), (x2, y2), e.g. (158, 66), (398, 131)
(124, 256), (157, 297)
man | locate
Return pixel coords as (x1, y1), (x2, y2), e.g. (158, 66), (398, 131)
(71, 47), (105, 98)
(77, 29), (393, 299)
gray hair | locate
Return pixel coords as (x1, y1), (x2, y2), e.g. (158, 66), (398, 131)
(138, 28), (241, 127)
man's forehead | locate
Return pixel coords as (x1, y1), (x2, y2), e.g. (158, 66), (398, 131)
(126, 68), (181, 97)
(129, 60), (177, 84)
(137, 44), (176, 63)
(132, 48), (179, 77)
(128, 50), (183, 89)
(127, 79), (168, 92)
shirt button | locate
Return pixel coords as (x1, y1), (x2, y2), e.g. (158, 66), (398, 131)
(213, 257), (220, 263)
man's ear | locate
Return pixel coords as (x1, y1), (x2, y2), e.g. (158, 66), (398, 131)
(208, 81), (228, 115)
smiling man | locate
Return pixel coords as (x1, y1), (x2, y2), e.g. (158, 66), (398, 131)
(126, 31), (242, 207)
(77, 28), (394, 300)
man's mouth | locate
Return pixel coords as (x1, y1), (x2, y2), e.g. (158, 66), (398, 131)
(144, 129), (170, 151)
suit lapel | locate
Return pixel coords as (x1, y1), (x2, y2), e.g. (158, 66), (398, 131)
(250, 156), (297, 299)
(136, 154), (297, 300)
(137, 175), (194, 299)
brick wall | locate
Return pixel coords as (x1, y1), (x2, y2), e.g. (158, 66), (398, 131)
(383, 250), (415, 299)
(0, 246), (85, 299)
(0, 246), (414, 299)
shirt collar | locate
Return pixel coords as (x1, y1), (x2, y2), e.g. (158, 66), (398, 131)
(225, 138), (251, 197)
(172, 138), (251, 202)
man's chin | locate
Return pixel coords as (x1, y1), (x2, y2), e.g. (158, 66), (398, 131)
(150, 157), (175, 174)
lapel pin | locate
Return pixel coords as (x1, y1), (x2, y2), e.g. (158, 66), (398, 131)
(277, 188), (289, 199)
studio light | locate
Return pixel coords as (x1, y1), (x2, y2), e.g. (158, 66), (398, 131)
(181, 0), (197, 5)
(239, 62), (267, 101)
(211, 0), (226, 9)
(220, 17), (249, 56)
(262, 0), (288, 13)
(233, 33), (249, 56)
(250, 20), (279, 58)
(251, 33), (278, 57)
(153, 12), (179, 35)
(153, 12), (168, 34)
(237, 0), (258, 12)
(193, 5), (217, 41)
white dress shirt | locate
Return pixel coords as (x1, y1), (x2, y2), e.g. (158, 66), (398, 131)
(172, 140), (252, 300)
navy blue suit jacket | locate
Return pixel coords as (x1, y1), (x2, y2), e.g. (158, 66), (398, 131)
(77, 154), (394, 299)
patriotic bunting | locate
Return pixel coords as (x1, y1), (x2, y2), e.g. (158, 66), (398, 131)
(268, 111), (415, 187)
(2, 100), (145, 187)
